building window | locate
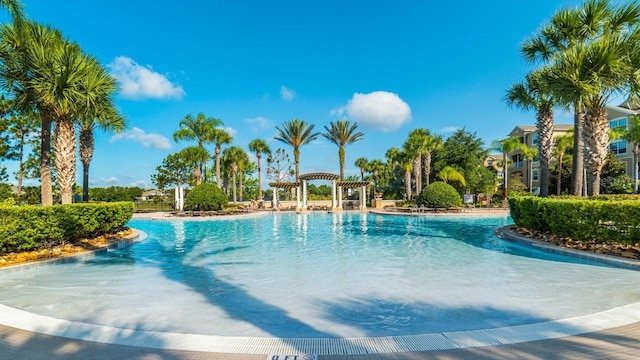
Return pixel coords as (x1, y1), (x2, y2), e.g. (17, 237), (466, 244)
(532, 169), (539, 182)
(610, 140), (627, 154)
(610, 118), (627, 129)
(511, 154), (523, 168)
(497, 171), (504, 179)
(532, 133), (539, 146)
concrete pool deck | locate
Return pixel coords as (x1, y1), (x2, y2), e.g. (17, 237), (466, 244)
(1, 209), (640, 359)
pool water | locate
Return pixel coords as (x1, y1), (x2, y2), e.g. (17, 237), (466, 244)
(1, 212), (639, 338)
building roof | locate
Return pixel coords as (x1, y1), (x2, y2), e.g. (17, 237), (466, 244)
(606, 105), (639, 119)
(508, 124), (573, 137)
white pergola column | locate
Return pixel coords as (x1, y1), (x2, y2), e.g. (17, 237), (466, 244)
(360, 185), (367, 210)
(296, 186), (302, 211)
(302, 180), (308, 211)
(337, 186), (343, 211)
(273, 187), (278, 210)
(331, 180), (337, 210)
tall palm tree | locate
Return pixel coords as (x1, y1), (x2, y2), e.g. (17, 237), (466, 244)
(322, 119), (364, 180)
(8, 109), (37, 198)
(0, 22), (65, 205)
(437, 166), (466, 187)
(490, 137), (525, 199)
(520, 145), (538, 194)
(173, 113), (220, 180)
(354, 157), (369, 181)
(392, 150), (413, 201)
(554, 132), (574, 195)
(405, 128), (442, 191)
(211, 128), (233, 187)
(368, 159), (385, 197)
(622, 115), (640, 194)
(79, 109), (125, 201)
(248, 138), (271, 200)
(506, 70), (554, 197)
(221, 146), (248, 202)
(274, 118), (319, 181)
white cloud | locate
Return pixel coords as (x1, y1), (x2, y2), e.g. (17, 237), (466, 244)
(244, 116), (273, 132)
(280, 86), (295, 101)
(110, 127), (171, 150)
(336, 91), (412, 132)
(108, 56), (185, 100)
(439, 126), (461, 133)
(223, 126), (238, 137)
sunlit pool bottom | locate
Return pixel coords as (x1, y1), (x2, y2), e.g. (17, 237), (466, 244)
(1, 212), (639, 340)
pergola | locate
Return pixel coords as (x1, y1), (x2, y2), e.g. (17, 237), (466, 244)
(269, 172), (371, 211)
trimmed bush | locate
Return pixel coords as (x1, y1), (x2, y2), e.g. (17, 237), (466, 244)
(509, 196), (640, 244)
(416, 181), (462, 208)
(0, 202), (134, 254)
(184, 183), (228, 211)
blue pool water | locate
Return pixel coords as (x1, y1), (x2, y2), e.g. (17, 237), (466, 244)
(1, 212), (640, 338)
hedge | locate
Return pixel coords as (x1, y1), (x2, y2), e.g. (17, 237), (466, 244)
(508, 196), (640, 244)
(0, 202), (134, 254)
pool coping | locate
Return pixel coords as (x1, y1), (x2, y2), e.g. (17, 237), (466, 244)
(1, 213), (640, 355)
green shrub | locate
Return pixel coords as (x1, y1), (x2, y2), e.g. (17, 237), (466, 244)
(0, 202), (134, 254)
(416, 182), (462, 208)
(184, 183), (228, 211)
(509, 196), (640, 244)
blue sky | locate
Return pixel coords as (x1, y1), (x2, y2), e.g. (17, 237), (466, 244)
(4, 0), (627, 189)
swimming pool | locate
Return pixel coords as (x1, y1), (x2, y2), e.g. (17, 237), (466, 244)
(1, 212), (639, 339)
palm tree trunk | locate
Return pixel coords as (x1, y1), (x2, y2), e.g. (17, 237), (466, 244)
(79, 127), (94, 202)
(232, 171), (237, 202)
(529, 159), (533, 194)
(503, 152), (508, 199)
(557, 154), (563, 195)
(405, 169), (411, 200)
(423, 152), (431, 187)
(215, 145), (222, 187)
(570, 109), (585, 196)
(294, 147), (300, 181)
(40, 114), (53, 206)
(257, 153), (263, 199)
(16, 131), (24, 198)
(634, 145), (639, 194)
(583, 106), (609, 196)
(537, 105), (553, 197)
(239, 170), (244, 201)
(413, 155), (421, 195)
(339, 146), (345, 181)
(54, 118), (76, 205)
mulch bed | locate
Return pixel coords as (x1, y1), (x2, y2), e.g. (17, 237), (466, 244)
(0, 228), (134, 267)
(512, 226), (640, 260)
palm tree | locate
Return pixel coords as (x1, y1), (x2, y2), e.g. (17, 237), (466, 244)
(490, 137), (525, 199)
(622, 115), (640, 194)
(437, 166), (466, 187)
(520, 145), (539, 194)
(0, 22), (65, 205)
(354, 157), (369, 181)
(390, 150), (413, 201)
(506, 70), (554, 197)
(79, 109), (125, 201)
(322, 120), (364, 180)
(211, 128), (233, 187)
(221, 146), (248, 202)
(554, 132), (574, 195)
(368, 159), (385, 197)
(173, 113), (220, 180)
(274, 119), (320, 181)
(248, 138), (271, 200)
